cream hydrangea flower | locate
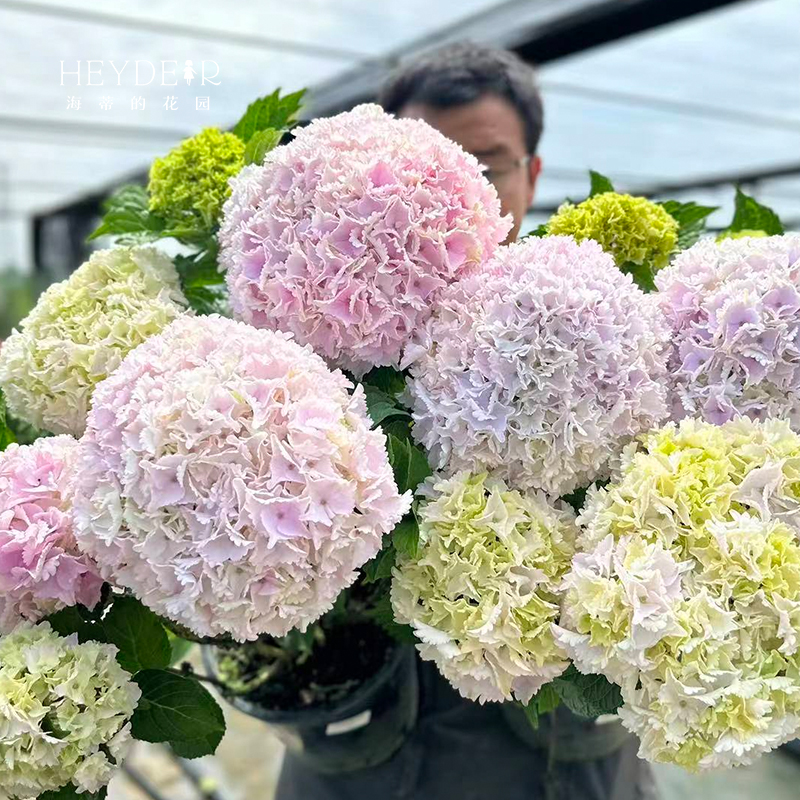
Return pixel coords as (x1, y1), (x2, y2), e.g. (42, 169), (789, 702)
(0, 622), (140, 798)
(392, 471), (576, 703)
(547, 192), (678, 272)
(555, 418), (800, 770)
(0, 246), (187, 435)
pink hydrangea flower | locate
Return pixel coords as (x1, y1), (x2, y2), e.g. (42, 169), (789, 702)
(72, 315), (410, 641)
(656, 234), (800, 427)
(404, 236), (670, 496)
(219, 104), (511, 376)
(0, 436), (102, 632)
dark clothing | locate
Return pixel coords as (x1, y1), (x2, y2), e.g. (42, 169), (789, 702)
(276, 661), (659, 800)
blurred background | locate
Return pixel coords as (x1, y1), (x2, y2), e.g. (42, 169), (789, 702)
(2, 0), (800, 796)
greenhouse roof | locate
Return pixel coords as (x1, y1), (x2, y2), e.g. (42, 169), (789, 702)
(1, 0), (799, 271)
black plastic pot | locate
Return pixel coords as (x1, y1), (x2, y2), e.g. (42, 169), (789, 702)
(501, 702), (632, 762)
(204, 644), (419, 774)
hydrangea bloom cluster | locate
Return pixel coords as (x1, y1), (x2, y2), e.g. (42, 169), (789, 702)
(149, 127), (245, 228)
(0, 246), (187, 436)
(404, 236), (669, 496)
(220, 104), (511, 375)
(73, 315), (410, 641)
(555, 418), (800, 770)
(547, 192), (678, 272)
(656, 234), (800, 428)
(392, 471), (576, 703)
(0, 622), (140, 798)
(0, 436), (102, 632)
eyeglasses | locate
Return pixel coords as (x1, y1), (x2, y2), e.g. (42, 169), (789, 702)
(481, 155), (531, 186)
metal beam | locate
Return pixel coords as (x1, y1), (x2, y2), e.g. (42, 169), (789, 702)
(306, 0), (747, 116)
(622, 159), (800, 198)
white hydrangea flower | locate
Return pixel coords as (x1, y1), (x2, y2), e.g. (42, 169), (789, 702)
(0, 622), (140, 798)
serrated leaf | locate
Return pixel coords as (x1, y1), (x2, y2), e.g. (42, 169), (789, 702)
(392, 514), (419, 558)
(174, 245), (222, 290)
(536, 683), (561, 715)
(524, 223), (550, 238)
(522, 698), (540, 729)
(725, 187), (785, 236)
(0, 388), (16, 451)
(131, 669), (226, 753)
(168, 733), (222, 759)
(102, 596), (171, 674)
(362, 385), (411, 429)
(233, 89), (306, 143)
(89, 184), (165, 242)
(589, 170), (614, 197)
(368, 592), (417, 643)
(620, 261), (657, 293)
(167, 631), (195, 666)
(362, 544), (396, 584)
(552, 666), (622, 718)
(660, 200), (718, 250)
(183, 284), (230, 316)
(360, 366), (407, 397)
(45, 605), (108, 644)
(387, 435), (431, 495)
(244, 128), (283, 165)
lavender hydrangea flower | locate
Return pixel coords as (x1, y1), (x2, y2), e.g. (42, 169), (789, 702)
(220, 104), (511, 376)
(656, 234), (800, 427)
(72, 315), (410, 641)
(404, 236), (670, 495)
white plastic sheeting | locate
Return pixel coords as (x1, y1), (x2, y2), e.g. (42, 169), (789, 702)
(1, 0), (799, 270)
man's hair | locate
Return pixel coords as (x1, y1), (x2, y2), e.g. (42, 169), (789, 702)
(379, 42), (544, 154)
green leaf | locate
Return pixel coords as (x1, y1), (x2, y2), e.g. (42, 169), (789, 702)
(233, 89), (306, 143)
(88, 184), (165, 243)
(524, 223), (550, 238)
(536, 683), (561, 715)
(102, 596), (172, 674)
(552, 665), (622, 718)
(182, 284), (230, 316)
(359, 366), (407, 397)
(620, 261), (656, 293)
(362, 543), (396, 584)
(167, 631), (195, 666)
(724, 187), (785, 236)
(244, 128), (283, 165)
(131, 669), (226, 755)
(659, 200), (718, 250)
(521, 683), (561, 731)
(392, 514), (420, 558)
(387, 435), (431, 495)
(45, 605), (108, 644)
(0, 388), (16, 451)
(368, 592), (417, 643)
(174, 244), (222, 290)
(168, 733), (222, 759)
(362, 385), (411, 429)
(39, 786), (107, 800)
(589, 170), (614, 197)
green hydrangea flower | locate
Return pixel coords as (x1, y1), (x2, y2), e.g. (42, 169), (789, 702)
(391, 471), (576, 703)
(555, 417), (800, 771)
(0, 622), (140, 798)
(547, 192), (678, 272)
(148, 127), (245, 229)
(0, 246), (186, 435)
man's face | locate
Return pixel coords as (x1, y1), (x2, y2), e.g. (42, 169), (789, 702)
(398, 93), (541, 243)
